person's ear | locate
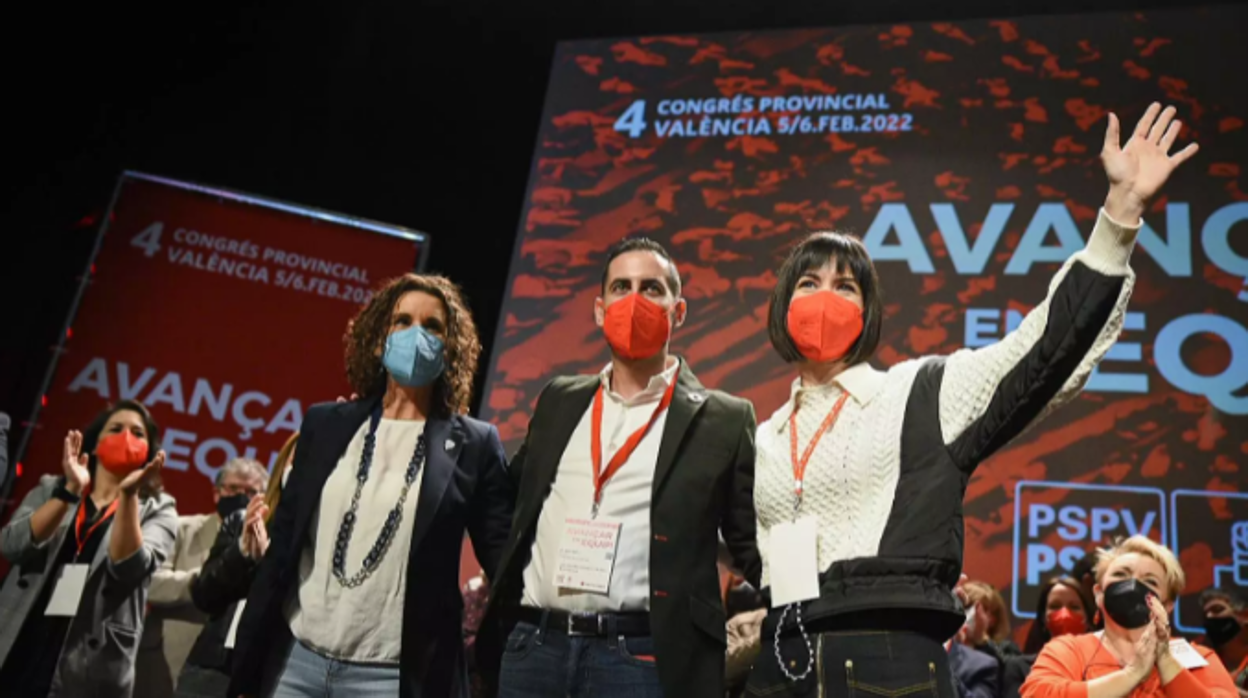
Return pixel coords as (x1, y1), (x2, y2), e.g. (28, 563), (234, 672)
(672, 298), (687, 328)
(594, 297), (606, 328)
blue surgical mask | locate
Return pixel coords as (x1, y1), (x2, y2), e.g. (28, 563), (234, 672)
(383, 326), (446, 387)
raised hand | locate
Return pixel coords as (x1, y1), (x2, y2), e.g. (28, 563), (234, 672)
(62, 430), (91, 494)
(119, 450), (164, 496)
(1126, 621), (1159, 681)
(1102, 103), (1199, 223)
(241, 494), (271, 559)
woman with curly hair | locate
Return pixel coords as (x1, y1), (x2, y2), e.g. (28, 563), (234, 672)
(229, 273), (515, 698)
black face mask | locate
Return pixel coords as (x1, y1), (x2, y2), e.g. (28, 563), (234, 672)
(1102, 579), (1154, 629)
(1204, 615), (1242, 646)
(216, 493), (250, 519)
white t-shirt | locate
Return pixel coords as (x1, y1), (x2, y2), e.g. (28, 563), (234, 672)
(287, 418), (426, 663)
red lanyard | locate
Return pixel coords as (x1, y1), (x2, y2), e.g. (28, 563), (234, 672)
(590, 367), (679, 515)
(789, 391), (850, 503)
(75, 495), (119, 558)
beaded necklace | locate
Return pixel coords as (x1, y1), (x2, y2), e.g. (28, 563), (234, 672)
(332, 405), (426, 588)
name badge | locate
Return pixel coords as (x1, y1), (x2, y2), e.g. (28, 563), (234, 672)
(1169, 638), (1209, 669)
(45, 564), (90, 617)
(555, 517), (622, 594)
(768, 516), (821, 608)
(225, 600), (247, 649)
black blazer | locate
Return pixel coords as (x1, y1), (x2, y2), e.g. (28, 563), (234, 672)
(480, 360), (760, 698)
(229, 397), (515, 698)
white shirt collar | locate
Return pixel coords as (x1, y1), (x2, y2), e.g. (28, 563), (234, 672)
(599, 356), (680, 405)
(773, 362), (885, 433)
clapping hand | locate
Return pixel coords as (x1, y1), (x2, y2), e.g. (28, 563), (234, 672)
(62, 430), (91, 494)
(240, 494), (270, 559)
(119, 451), (164, 495)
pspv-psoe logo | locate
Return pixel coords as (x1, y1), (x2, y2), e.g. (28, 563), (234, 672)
(1169, 490), (1248, 633)
(1013, 481), (1167, 618)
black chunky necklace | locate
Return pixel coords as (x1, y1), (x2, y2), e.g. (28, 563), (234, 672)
(332, 405), (426, 588)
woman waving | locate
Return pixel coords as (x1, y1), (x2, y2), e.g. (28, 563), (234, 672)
(744, 104), (1198, 698)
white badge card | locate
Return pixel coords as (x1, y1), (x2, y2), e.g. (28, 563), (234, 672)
(555, 517), (623, 594)
(225, 600), (247, 649)
(45, 564), (90, 617)
(768, 516), (821, 608)
(1169, 638), (1209, 669)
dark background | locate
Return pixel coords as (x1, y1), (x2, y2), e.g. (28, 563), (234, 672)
(0, 0), (1232, 479)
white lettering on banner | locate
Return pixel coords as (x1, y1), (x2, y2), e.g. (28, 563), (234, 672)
(67, 358), (110, 398)
(231, 392), (271, 440)
(130, 219), (373, 306)
(260, 247), (370, 284)
(131, 222), (163, 258)
(146, 372), (186, 413)
(162, 428), (195, 472)
(118, 363), (156, 401)
(965, 309), (1248, 414)
(266, 400), (303, 435)
(188, 380), (234, 421)
(172, 228), (262, 259)
(65, 358), (304, 439)
(1005, 203), (1085, 275)
(161, 428), (284, 478)
(858, 202), (1248, 289)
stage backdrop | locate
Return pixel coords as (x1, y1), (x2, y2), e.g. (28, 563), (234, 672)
(480, 7), (1248, 640)
(6, 172), (427, 520)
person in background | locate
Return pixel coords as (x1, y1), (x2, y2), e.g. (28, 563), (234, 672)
(948, 639), (1000, 698)
(135, 457), (268, 697)
(480, 237), (760, 698)
(744, 104), (1196, 698)
(174, 434), (298, 698)
(231, 273), (514, 698)
(0, 400), (175, 697)
(1072, 551), (1104, 630)
(1200, 587), (1248, 697)
(961, 580), (1023, 659)
(1021, 535), (1238, 697)
(1002, 576), (1096, 698)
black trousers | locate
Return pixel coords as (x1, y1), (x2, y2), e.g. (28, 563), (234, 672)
(744, 625), (958, 698)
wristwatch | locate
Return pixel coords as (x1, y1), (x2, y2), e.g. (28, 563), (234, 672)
(52, 478), (82, 504)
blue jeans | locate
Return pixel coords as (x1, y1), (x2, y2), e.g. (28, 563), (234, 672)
(499, 621), (663, 698)
(273, 640), (406, 698)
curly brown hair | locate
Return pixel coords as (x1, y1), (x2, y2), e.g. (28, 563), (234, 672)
(344, 274), (481, 417)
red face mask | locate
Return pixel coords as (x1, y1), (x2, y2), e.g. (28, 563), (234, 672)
(786, 291), (865, 363)
(96, 431), (150, 475)
(603, 293), (672, 361)
(1046, 607), (1087, 638)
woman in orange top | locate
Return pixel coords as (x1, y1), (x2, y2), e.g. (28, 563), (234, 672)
(1021, 536), (1238, 698)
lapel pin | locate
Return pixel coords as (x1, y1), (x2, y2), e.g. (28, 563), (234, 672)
(445, 438), (457, 451)
(688, 393), (705, 404)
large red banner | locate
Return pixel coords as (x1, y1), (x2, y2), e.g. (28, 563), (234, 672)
(8, 173), (425, 518)
(481, 7), (1248, 640)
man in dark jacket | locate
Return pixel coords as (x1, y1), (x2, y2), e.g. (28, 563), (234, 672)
(479, 238), (759, 698)
(174, 508), (257, 697)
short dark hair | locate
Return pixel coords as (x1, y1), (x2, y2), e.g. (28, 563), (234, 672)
(1201, 587), (1247, 611)
(1071, 550), (1100, 581)
(767, 232), (883, 366)
(600, 237), (682, 297)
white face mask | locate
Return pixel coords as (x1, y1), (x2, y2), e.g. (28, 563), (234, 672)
(281, 464), (293, 488)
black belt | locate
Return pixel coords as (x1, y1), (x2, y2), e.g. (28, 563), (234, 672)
(513, 607), (651, 637)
